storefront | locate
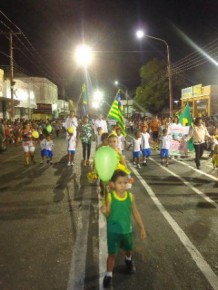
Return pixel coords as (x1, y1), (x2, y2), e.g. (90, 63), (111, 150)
(181, 84), (218, 117)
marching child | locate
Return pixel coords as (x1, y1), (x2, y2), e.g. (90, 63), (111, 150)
(101, 170), (146, 289)
(141, 125), (151, 165)
(160, 128), (172, 167)
(44, 134), (54, 165)
(67, 127), (77, 166)
(116, 128), (126, 155)
(133, 131), (142, 169)
(96, 127), (103, 149)
(40, 135), (46, 164)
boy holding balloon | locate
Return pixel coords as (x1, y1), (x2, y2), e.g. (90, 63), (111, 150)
(101, 169), (147, 289)
(67, 127), (77, 166)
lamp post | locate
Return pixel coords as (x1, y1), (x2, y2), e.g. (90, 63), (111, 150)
(136, 30), (173, 116)
(114, 81), (129, 118)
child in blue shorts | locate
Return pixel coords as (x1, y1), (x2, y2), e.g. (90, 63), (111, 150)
(133, 131), (142, 169)
(67, 128), (77, 166)
(101, 170), (146, 289)
(160, 128), (172, 167)
(141, 125), (151, 165)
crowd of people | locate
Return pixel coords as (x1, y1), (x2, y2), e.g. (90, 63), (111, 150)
(1, 112), (218, 168)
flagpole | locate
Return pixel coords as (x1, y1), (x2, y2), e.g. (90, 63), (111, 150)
(76, 91), (83, 115)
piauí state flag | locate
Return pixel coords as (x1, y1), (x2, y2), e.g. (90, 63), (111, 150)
(108, 90), (126, 137)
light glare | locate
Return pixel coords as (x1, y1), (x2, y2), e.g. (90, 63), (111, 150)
(74, 44), (93, 67)
(136, 30), (145, 39)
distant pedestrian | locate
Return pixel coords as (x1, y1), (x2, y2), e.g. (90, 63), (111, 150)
(79, 116), (94, 166)
(54, 121), (61, 137)
(64, 111), (78, 133)
(21, 123), (37, 165)
(101, 170), (146, 289)
(94, 114), (108, 134)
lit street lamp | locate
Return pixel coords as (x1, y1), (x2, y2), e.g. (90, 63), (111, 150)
(136, 29), (173, 116)
(74, 44), (94, 67)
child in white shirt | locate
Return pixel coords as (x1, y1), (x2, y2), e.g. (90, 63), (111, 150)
(116, 128), (126, 155)
(67, 130), (77, 166)
(96, 127), (103, 149)
(133, 131), (142, 169)
(141, 125), (151, 165)
(160, 129), (172, 167)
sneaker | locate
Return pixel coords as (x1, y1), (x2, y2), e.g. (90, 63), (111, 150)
(143, 160), (147, 165)
(103, 275), (113, 289)
(125, 258), (136, 274)
(166, 163), (169, 167)
(137, 164), (141, 169)
(67, 161), (71, 167)
(71, 162), (74, 166)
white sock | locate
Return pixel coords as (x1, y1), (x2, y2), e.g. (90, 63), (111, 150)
(106, 272), (113, 277)
(125, 256), (132, 261)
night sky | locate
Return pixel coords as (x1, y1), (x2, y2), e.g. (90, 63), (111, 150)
(0, 0), (218, 101)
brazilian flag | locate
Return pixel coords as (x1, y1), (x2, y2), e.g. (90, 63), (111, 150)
(179, 104), (194, 151)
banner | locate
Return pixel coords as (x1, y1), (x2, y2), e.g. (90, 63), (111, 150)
(168, 124), (190, 155)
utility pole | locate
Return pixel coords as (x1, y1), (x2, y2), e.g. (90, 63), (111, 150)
(9, 32), (15, 119)
(0, 31), (21, 119)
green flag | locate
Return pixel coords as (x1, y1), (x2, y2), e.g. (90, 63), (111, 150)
(179, 104), (194, 151)
(108, 90), (126, 137)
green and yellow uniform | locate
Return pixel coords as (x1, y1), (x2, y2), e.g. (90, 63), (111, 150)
(107, 190), (133, 254)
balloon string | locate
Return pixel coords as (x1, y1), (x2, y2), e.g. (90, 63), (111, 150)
(103, 183), (106, 201)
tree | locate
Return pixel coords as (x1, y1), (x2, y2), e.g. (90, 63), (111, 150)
(135, 58), (169, 114)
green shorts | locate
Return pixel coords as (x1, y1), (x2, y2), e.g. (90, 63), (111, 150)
(107, 232), (133, 254)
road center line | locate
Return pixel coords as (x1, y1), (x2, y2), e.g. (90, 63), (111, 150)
(150, 157), (218, 210)
(128, 163), (218, 290)
(99, 198), (107, 290)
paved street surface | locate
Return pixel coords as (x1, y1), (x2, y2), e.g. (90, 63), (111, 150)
(0, 134), (218, 290)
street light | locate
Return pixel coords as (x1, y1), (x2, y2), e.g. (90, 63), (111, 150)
(114, 80), (129, 118)
(92, 89), (104, 109)
(74, 44), (94, 67)
(136, 29), (173, 116)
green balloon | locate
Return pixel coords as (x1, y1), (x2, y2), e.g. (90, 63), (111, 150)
(95, 146), (118, 182)
(46, 125), (52, 133)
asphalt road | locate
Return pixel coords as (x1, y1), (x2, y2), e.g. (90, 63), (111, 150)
(0, 134), (218, 290)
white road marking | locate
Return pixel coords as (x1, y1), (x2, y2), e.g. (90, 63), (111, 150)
(99, 201), (107, 290)
(150, 158), (218, 210)
(174, 159), (218, 181)
(67, 154), (91, 290)
(129, 163), (218, 290)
